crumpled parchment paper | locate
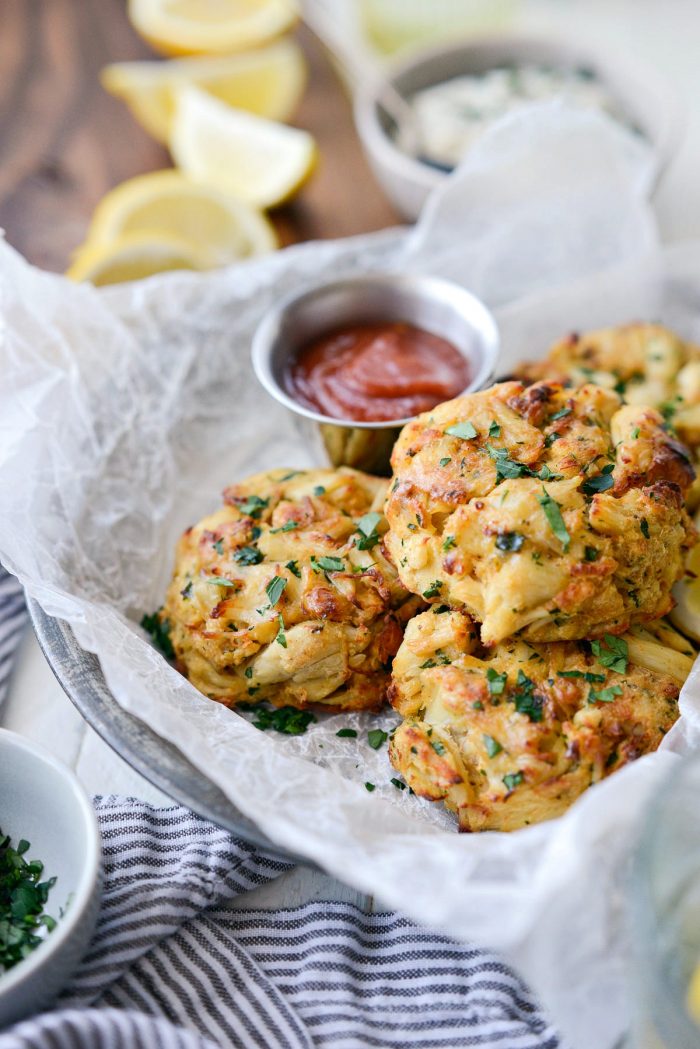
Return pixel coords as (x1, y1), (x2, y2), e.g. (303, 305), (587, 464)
(0, 105), (695, 1049)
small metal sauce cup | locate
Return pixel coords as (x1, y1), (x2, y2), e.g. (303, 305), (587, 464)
(251, 273), (499, 476)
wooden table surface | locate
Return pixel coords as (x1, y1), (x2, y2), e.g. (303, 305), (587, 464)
(0, 0), (400, 274)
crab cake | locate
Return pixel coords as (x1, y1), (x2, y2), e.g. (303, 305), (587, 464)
(385, 380), (695, 646)
(388, 608), (690, 832)
(162, 467), (422, 713)
(518, 323), (700, 501)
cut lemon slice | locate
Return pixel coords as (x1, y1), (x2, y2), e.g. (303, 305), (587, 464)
(83, 171), (276, 265)
(671, 511), (700, 642)
(169, 85), (316, 208)
(67, 232), (210, 286)
(128, 0), (298, 57)
(101, 39), (306, 144)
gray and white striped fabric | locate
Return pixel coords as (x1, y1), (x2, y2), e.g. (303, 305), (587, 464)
(0, 568), (26, 704)
(0, 569), (563, 1049)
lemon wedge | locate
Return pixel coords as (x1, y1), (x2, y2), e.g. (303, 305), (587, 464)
(671, 509), (700, 642)
(101, 39), (306, 144)
(67, 232), (210, 286)
(82, 171), (276, 265)
(169, 85), (317, 208)
(128, 0), (298, 57)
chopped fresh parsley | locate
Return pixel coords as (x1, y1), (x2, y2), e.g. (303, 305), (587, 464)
(538, 464), (563, 481)
(472, 700), (484, 710)
(486, 668), (507, 695)
(180, 581), (193, 600)
(503, 771), (524, 791)
(431, 740), (446, 756)
(336, 728), (358, 738)
(631, 427), (640, 439)
(584, 546), (599, 562)
(313, 485), (326, 496)
(279, 471), (302, 481)
(236, 494), (269, 519)
(442, 535), (457, 551)
(486, 444), (533, 483)
(581, 465), (615, 495)
(285, 560), (301, 578)
(275, 613), (287, 648)
(270, 521), (298, 534)
(495, 531), (524, 553)
(213, 538), (224, 555)
(422, 580), (443, 599)
(0, 830), (57, 972)
(558, 670), (606, 683)
(550, 407), (572, 421)
(265, 575), (287, 606)
(544, 432), (561, 447)
(356, 511), (382, 551)
(367, 729), (388, 750)
(439, 457), (452, 467)
(591, 634), (628, 674)
(140, 610), (175, 659)
(640, 518), (650, 539)
(512, 669), (543, 722)
(488, 421), (501, 438)
(391, 778), (407, 790)
(234, 545), (263, 566)
(248, 703), (316, 735)
(432, 604), (451, 614)
(203, 576), (237, 588)
(538, 488), (570, 550)
(483, 734), (502, 758)
(588, 684), (623, 704)
(445, 421), (477, 440)
(311, 555), (345, 574)
(365, 782), (376, 792)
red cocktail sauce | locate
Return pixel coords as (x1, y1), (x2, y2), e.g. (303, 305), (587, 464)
(285, 322), (470, 422)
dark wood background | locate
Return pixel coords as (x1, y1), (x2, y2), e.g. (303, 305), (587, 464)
(0, 0), (400, 273)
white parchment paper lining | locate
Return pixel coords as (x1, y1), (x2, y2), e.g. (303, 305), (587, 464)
(1, 106), (698, 1049)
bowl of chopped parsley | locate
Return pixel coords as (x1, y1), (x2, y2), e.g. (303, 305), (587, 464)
(0, 729), (101, 1029)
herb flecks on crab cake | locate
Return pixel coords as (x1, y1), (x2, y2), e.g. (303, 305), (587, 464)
(385, 380), (695, 646)
(163, 467), (422, 713)
(388, 608), (691, 832)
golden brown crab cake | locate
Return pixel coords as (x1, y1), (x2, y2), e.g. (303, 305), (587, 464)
(163, 467), (422, 713)
(388, 609), (690, 832)
(517, 323), (700, 505)
(384, 380), (695, 646)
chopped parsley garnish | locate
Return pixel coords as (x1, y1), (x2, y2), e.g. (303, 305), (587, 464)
(234, 545), (263, 566)
(203, 576), (237, 588)
(336, 728), (358, 738)
(550, 407), (572, 421)
(140, 610), (175, 659)
(391, 778), (407, 790)
(512, 669), (543, 722)
(279, 471), (302, 481)
(486, 668), (507, 695)
(488, 421), (501, 438)
(180, 581), (193, 600)
(213, 538), (224, 555)
(312, 555), (345, 573)
(356, 511), (382, 550)
(365, 782), (376, 792)
(640, 518), (650, 539)
(285, 560), (301, 578)
(483, 734), (502, 758)
(538, 464), (563, 481)
(495, 531), (524, 553)
(367, 729), (388, 750)
(248, 703), (316, 735)
(265, 575), (287, 606)
(445, 421), (477, 440)
(486, 444), (533, 482)
(442, 535), (457, 551)
(431, 740), (446, 756)
(0, 830), (57, 972)
(439, 457), (452, 467)
(591, 634), (628, 674)
(588, 684), (623, 704)
(270, 521), (298, 533)
(313, 485), (326, 496)
(581, 464), (615, 495)
(584, 546), (599, 562)
(631, 427), (640, 439)
(544, 432), (561, 447)
(275, 613), (287, 648)
(422, 580), (443, 599)
(244, 667), (253, 679)
(558, 670), (606, 683)
(503, 772), (524, 791)
(433, 604), (451, 614)
(236, 494), (269, 519)
(538, 488), (570, 550)
(472, 700), (484, 710)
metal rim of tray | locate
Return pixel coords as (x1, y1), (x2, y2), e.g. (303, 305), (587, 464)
(28, 599), (311, 867)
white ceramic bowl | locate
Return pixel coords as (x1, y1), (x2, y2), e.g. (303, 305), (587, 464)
(0, 729), (101, 1029)
(354, 33), (685, 220)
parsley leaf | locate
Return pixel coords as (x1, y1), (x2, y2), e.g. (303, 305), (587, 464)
(538, 488), (570, 550)
(234, 545), (263, 566)
(356, 511), (382, 550)
(591, 634), (628, 674)
(588, 684), (623, 704)
(431, 740), (446, 756)
(422, 580), (443, 599)
(558, 670), (606, 683)
(483, 734), (502, 758)
(495, 531), (524, 553)
(581, 472), (614, 495)
(512, 669), (543, 722)
(367, 729), (388, 750)
(391, 778), (407, 790)
(141, 611), (175, 659)
(313, 485), (326, 496)
(550, 407), (572, 421)
(584, 546), (599, 562)
(336, 728), (358, 738)
(270, 521), (298, 533)
(312, 555), (345, 573)
(265, 575), (287, 606)
(0, 829), (57, 972)
(439, 457), (452, 467)
(275, 613), (287, 648)
(442, 535), (457, 551)
(488, 421), (501, 438)
(203, 577), (237, 588)
(640, 518), (650, 539)
(249, 703), (316, 735)
(486, 444), (534, 483)
(365, 782), (376, 792)
(236, 494), (269, 519)
(486, 668), (507, 695)
(213, 538), (224, 555)
(285, 560), (301, 578)
(445, 421), (477, 440)
(503, 771), (524, 791)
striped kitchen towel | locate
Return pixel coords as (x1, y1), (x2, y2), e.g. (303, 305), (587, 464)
(0, 567), (26, 706)
(0, 569), (563, 1049)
